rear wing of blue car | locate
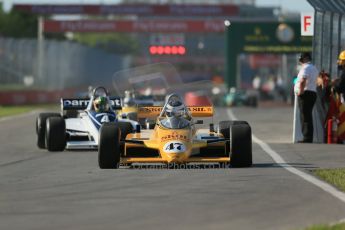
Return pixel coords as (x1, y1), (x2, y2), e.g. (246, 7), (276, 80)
(61, 97), (122, 111)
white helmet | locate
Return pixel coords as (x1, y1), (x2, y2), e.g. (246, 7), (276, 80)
(166, 100), (185, 117)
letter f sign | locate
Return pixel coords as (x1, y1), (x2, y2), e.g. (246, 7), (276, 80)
(304, 16), (311, 31)
(301, 13), (314, 36)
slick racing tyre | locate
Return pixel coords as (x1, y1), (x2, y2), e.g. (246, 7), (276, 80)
(36, 113), (61, 149)
(98, 123), (120, 169)
(219, 120), (248, 153)
(45, 116), (66, 152)
(64, 110), (78, 118)
(126, 112), (138, 121)
(230, 123), (252, 167)
(117, 121), (133, 160)
(117, 121), (133, 141)
(218, 120), (248, 138)
(250, 96), (258, 108)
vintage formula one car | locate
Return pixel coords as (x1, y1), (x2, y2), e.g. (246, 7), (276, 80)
(98, 94), (252, 168)
(36, 86), (140, 151)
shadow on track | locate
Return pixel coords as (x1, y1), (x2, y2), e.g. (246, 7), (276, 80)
(252, 163), (318, 169)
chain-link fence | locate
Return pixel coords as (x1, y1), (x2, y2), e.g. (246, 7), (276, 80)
(310, 0), (345, 77)
(0, 37), (130, 90)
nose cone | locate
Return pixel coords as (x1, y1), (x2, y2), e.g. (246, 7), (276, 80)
(166, 152), (188, 163)
(162, 141), (190, 163)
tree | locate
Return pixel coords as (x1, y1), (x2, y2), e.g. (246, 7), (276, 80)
(72, 33), (140, 55)
(0, 6), (38, 38)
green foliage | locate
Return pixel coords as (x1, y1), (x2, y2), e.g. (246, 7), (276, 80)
(0, 106), (33, 117)
(313, 168), (345, 192)
(303, 223), (345, 230)
(302, 169), (345, 230)
(0, 4), (139, 50)
(0, 6), (38, 38)
(73, 33), (140, 54)
(0, 104), (58, 118)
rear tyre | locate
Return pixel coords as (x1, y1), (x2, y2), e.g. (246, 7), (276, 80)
(45, 117), (66, 152)
(251, 96), (258, 108)
(98, 123), (120, 169)
(218, 120), (248, 138)
(126, 112), (138, 121)
(36, 113), (60, 149)
(230, 123), (252, 167)
(117, 121), (134, 158)
(219, 120), (248, 154)
(64, 110), (78, 118)
(117, 122), (133, 140)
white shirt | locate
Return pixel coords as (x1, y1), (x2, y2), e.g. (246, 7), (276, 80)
(294, 62), (318, 94)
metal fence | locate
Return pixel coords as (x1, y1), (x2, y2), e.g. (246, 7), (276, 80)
(310, 0), (345, 78)
(302, 0), (345, 143)
(0, 37), (130, 90)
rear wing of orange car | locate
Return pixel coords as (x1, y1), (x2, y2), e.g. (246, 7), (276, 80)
(137, 106), (213, 118)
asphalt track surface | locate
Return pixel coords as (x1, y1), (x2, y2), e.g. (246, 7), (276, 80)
(1, 106), (345, 230)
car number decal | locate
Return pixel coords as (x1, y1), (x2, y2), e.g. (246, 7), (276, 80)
(100, 115), (109, 123)
(163, 141), (186, 153)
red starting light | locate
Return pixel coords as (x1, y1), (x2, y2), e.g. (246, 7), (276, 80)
(157, 46), (164, 55)
(149, 45), (186, 55)
(164, 46), (171, 55)
(171, 46), (178, 54)
(149, 46), (157, 55)
(178, 46), (186, 55)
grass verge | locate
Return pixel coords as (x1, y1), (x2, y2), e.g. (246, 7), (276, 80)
(301, 169), (345, 229)
(313, 168), (345, 192)
(0, 105), (58, 118)
(303, 223), (345, 230)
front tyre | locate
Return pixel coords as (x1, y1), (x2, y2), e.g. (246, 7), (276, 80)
(230, 123), (252, 167)
(45, 117), (66, 152)
(36, 113), (60, 149)
(98, 123), (120, 169)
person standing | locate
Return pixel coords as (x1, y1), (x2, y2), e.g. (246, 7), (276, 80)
(335, 50), (345, 103)
(294, 52), (319, 143)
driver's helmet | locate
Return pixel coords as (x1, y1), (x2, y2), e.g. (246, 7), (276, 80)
(166, 100), (185, 118)
(337, 50), (345, 67)
(93, 96), (109, 112)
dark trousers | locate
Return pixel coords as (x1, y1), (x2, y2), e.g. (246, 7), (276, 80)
(298, 91), (317, 142)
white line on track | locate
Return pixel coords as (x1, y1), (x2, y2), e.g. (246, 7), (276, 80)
(0, 110), (38, 123)
(227, 109), (345, 204)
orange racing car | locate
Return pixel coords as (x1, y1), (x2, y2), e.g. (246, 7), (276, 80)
(98, 94), (252, 168)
